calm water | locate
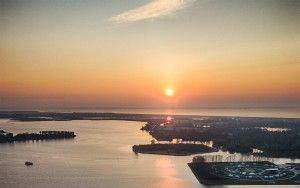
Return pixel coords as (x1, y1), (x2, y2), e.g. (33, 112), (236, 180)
(0, 119), (298, 188)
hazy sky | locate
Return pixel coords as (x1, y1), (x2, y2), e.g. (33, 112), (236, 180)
(1, 0), (300, 109)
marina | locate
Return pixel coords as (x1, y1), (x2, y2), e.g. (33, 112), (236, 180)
(188, 159), (300, 185)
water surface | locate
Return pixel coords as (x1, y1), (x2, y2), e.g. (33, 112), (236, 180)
(0, 119), (298, 188)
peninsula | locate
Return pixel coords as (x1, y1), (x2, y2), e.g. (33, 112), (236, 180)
(132, 143), (217, 156)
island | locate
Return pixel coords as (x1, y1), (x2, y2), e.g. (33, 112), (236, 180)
(0, 130), (76, 143)
(132, 143), (217, 156)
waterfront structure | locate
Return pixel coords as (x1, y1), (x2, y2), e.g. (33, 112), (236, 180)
(188, 157), (300, 185)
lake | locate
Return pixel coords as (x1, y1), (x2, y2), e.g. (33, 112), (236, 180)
(0, 119), (298, 188)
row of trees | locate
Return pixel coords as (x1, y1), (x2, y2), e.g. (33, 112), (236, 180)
(0, 130), (76, 143)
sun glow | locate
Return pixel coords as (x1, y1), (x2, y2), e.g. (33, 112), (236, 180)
(165, 88), (174, 97)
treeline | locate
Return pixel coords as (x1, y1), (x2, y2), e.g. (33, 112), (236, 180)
(0, 111), (167, 122)
(0, 130), (76, 143)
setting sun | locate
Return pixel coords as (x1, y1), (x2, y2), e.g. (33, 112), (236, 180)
(165, 88), (174, 97)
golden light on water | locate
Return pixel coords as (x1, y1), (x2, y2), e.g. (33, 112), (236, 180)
(152, 158), (187, 188)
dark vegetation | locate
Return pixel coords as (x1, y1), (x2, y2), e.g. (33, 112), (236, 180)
(142, 117), (300, 158)
(132, 143), (217, 156)
(0, 111), (167, 122)
(0, 130), (76, 143)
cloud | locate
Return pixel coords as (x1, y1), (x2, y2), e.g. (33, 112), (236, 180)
(109, 0), (196, 23)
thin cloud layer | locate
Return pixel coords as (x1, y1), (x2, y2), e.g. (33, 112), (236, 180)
(109, 0), (196, 23)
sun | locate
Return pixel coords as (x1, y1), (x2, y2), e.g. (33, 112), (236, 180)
(165, 88), (174, 97)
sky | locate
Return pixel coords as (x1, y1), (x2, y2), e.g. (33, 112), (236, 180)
(0, 0), (300, 109)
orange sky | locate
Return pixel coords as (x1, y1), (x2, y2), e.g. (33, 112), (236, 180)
(1, 0), (299, 109)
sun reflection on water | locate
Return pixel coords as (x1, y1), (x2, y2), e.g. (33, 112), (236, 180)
(151, 158), (190, 188)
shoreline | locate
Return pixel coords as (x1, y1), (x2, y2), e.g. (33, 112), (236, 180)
(1, 111), (299, 159)
(0, 111), (300, 121)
